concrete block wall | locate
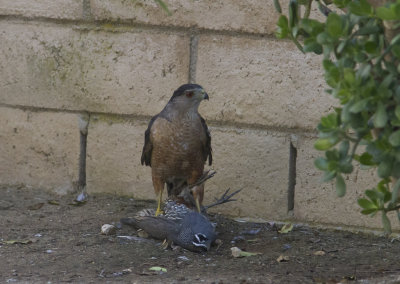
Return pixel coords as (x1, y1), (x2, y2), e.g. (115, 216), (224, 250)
(0, 0), (392, 229)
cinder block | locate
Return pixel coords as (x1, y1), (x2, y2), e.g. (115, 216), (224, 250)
(91, 0), (281, 35)
(0, 107), (80, 194)
(0, 21), (190, 115)
(87, 115), (290, 220)
(294, 135), (400, 230)
(0, 0), (83, 20)
(197, 35), (336, 130)
(204, 127), (290, 220)
(86, 115), (153, 198)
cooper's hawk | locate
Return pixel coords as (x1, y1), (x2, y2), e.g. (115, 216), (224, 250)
(141, 84), (212, 215)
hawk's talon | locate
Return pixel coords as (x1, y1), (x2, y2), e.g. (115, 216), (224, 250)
(155, 208), (164, 216)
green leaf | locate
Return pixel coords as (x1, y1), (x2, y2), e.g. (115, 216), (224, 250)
(389, 130), (400, 147)
(365, 41), (378, 54)
(357, 64), (371, 79)
(339, 141), (349, 159)
(300, 19), (324, 35)
(314, 137), (338, 150)
(357, 25), (381, 36)
(349, 99), (368, 113)
(392, 45), (400, 59)
(315, 157), (329, 170)
(304, 42), (323, 54)
(381, 74), (394, 89)
(322, 171), (336, 182)
(395, 106), (400, 120)
(274, 0), (282, 13)
(336, 41), (347, 54)
(391, 179), (400, 204)
(326, 13), (343, 38)
(361, 208), (378, 214)
(317, 32), (332, 45)
(341, 103), (351, 122)
(376, 6), (397, 20)
(276, 15), (289, 38)
(358, 198), (377, 209)
(348, 0), (373, 16)
(373, 103), (388, 128)
(343, 68), (355, 84)
(357, 152), (375, 166)
(154, 0), (172, 16)
(336, 174), (346, 197)
(339, 162), (354, 174)
(333, 0), (351, 9)
(289, 0), (299, 27)
(378, 159), (393, 178)
(381, 212), (392, 234)
(320, 113), (338, 130)
(365, 189), (380, 203)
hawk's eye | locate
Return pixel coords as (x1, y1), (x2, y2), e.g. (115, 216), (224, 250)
(186, 92), (194, 98)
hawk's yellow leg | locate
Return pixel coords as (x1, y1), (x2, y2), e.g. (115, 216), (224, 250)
(155, 191), (164, 216)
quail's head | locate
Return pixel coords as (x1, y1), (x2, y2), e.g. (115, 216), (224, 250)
(177, 212), (216, 252)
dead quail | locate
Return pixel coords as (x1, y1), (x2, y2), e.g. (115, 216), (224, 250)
(121, 201), (216, 252)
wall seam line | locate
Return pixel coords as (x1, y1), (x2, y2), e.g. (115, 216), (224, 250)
(0, 103), (319, 136)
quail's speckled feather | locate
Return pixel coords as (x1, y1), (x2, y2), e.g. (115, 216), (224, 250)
(141, 84), (212, 215)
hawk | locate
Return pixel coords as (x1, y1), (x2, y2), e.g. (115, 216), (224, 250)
(141, 84), (212, 215)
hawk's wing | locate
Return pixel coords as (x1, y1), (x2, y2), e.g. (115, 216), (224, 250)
(200, 115), (212, 166)
(141, 114), (158, 166)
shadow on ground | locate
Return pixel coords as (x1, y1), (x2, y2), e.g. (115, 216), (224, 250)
(1, 185), (400, 283)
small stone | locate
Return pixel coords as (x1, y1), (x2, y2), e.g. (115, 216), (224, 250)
(313, 250), (326, 256)
(231, 247), (243, 258)
(101, 224), (116, 235)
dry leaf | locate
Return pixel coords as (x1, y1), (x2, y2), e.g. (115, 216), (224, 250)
(3, 239), (33, 245)
(276, 255), (290, 262)
(278, 223), (293, 234)
(149, 267), (167, 272)
(28, 203), (44, 210)
(231, 246), (261, 258)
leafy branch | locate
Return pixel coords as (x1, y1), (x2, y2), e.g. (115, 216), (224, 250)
(275, 0), (400, 233)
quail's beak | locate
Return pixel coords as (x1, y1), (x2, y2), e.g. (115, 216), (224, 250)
(203, 91), (209, 100)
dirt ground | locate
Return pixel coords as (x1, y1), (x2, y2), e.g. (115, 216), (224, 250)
(1, 185), (400, 283)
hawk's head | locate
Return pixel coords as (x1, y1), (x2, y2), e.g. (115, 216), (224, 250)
(168, 84), (209, 111)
